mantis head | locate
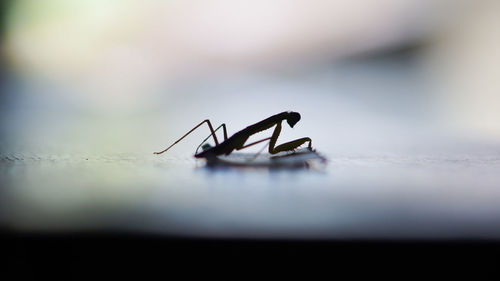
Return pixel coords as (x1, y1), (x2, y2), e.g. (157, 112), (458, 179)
(286, 112), (301, 128)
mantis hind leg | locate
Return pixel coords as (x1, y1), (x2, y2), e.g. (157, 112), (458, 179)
(268, 122), (312, 154)
(195, 123), (228, 154)
(154, 119), (222, 155)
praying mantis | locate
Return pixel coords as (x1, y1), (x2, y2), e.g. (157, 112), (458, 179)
(154, 111), (313, 160)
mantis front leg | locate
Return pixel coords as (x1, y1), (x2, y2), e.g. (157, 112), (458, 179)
(268, 122), (312, 154)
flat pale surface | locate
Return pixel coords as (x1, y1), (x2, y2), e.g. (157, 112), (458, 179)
(2, 142), (500, 239)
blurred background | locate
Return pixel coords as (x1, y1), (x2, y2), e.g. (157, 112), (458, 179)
(2, 0), (500, 153)
(1, 0), (500, 238)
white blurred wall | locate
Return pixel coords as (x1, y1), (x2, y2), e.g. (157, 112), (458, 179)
(2, 0), (500, 154)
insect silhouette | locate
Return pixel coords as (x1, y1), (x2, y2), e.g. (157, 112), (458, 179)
(154, 111), (313, 159)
